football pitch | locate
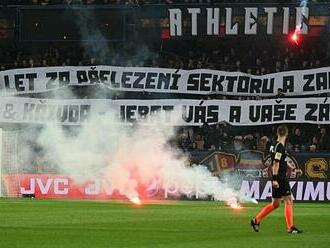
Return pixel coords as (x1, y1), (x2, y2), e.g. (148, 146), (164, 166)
(0, 199), (329, 248)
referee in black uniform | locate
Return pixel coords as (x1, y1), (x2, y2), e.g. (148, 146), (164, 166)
(250, 125), (302, 234)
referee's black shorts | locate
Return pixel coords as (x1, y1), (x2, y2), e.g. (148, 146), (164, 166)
(272, 179), (291, 199)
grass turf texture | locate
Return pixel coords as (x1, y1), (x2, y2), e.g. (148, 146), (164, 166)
(0, 199), (329, 248)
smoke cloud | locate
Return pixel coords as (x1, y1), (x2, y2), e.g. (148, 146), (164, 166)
(8, 7), (257, 205)
(33, 107), (256, 205)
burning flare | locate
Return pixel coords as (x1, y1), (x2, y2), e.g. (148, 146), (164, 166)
(227, 197), (242, 209)
(129, 197), (142, 205)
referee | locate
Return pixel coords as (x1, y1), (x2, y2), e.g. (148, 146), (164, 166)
(250, 125), (303, 234)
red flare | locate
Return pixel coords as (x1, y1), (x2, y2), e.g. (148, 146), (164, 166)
(290, 32), (300, 45)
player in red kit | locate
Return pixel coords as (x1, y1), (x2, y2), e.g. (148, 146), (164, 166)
(250, 125), (303, 234)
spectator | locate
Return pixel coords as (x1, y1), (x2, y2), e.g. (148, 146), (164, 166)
(233, 136), (243, 152)
(243, 134), (256, 150)
(192, 134), (204, 150)
(309, 136), (319, 152)
(220, 132), (231, 151)
(178, 131), (192, 151)
(290, 128), (304, 152)
(209, 124), (222, 150)
(257, 136), (270, 152)
(318, 127), (330, 151)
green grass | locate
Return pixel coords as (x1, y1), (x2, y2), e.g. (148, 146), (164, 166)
(0, 199), (329, 248)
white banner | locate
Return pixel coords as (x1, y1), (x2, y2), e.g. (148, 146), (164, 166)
(0, 97), (329, 126)
(1, 66), (330, 96)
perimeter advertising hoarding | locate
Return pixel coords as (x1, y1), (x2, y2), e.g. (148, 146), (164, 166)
(2, 152), (329, 202)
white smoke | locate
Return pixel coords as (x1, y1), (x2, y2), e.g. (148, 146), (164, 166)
(73, 8), (110, 64)
(36, 109), (256, 205)
(295, 0), (309, 33)
(1, 4), (258, 206)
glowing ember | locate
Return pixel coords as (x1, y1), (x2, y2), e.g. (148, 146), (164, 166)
(226, 198), (242, 209)
(129, 197), (142, 205)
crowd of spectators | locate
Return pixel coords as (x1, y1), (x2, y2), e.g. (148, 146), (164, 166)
(1, 38), (330, 154)
(175, 124), (330, 153)
(1, 38), (330, 75)
(160, 39), (330, 75)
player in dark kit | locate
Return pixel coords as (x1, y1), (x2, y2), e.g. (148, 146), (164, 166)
(250, 125), (303, 234)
